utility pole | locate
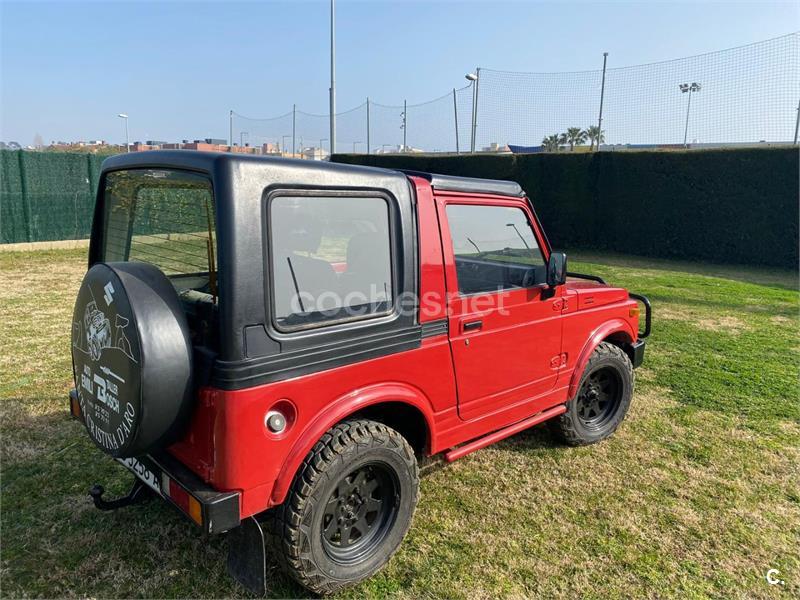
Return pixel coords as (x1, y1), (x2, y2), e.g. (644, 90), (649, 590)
(401, 100), (407, 151)
(292, 104), (296, 156)
(229, 110), (233, 148)
(453, 88), (460, 154)
(329, 0), (336, 155)
(366, 97), (371, 154)
(597, 52), (608, 151)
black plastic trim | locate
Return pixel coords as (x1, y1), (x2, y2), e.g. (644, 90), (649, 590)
(420, 318), (448, 338)
(212, 325), (422, 389)
(149, 451), (240, 534)
(631, 339), (646, 369)
(629, 292), (652, 338)
(567, 271), (607, 285)
(401, 170), (524, 197)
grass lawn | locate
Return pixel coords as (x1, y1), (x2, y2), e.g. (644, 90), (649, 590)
(1, 249), (798, 598)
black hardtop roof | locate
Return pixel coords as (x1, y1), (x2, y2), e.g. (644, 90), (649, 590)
(100, 151), (524, 198)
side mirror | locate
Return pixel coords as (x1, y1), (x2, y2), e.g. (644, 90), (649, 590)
(547, 251), (567, 287)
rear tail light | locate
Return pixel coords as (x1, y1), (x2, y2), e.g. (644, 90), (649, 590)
(629, 307), (640, 318)
(70, 395), (81, 419)
(161, 473), (202, 526)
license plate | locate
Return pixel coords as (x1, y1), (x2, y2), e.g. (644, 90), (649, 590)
(117, 456), (162, 496)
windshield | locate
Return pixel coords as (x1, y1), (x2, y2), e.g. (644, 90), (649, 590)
(100, 169), (217, 295)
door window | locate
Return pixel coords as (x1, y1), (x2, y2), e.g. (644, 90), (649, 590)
(445, 204), (545, 295)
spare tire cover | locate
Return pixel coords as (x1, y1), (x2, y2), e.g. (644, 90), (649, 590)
(71, 262), (193, 458)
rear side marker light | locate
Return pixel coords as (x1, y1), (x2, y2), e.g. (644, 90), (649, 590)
(161, 474), (202, 526)
(266, 411), (287, 433)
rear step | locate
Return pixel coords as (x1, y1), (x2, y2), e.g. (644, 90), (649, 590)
(444, 405), (567, 462)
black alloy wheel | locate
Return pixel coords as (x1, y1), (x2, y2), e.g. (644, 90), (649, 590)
(575, 367), (622, 429)
(549, 342), (634, 446)
(321, 462), (399, 564)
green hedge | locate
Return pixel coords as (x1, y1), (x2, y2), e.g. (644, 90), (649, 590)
(333, 148), (799, 268)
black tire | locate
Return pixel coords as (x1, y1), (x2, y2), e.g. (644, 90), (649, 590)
(71, 262), (193, 458)
(268, 419), (419, 595)
(550, 342), (633, 446)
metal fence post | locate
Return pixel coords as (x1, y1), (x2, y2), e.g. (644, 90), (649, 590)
(292, 104), (296, 156)
(453, 88), (460, 154)
(597, 52), (608, 151)
(366, 97), (371, 154)
(794, 98), (799, 145)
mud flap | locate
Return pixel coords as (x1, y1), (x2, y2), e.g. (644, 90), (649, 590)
(227, 516), (268, 596)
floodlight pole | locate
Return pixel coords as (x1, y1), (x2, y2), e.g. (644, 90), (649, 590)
(329, 0), (336, 155)
(596, 52), (608, 152)
(366, 97), (371, 154)
(453, 88), (460, 154)
(471, 69), (480, 153)
(229, 110), (233, 148)
(292, 104), (296, 156)
(684, 89), (693, 148)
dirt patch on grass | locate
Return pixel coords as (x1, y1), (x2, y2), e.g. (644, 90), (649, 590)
(695, 315), (749, 334)
(656, 306), (752, 335)
(769, 315), (794, 326)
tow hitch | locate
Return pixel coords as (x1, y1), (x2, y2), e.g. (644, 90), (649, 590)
(89, 479), (153, 511)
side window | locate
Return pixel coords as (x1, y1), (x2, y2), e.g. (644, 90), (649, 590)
(269, 195), (393, 331)
(445, 204), (545, 295)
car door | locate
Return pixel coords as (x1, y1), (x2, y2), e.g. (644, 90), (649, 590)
(437, 196), (564, 422)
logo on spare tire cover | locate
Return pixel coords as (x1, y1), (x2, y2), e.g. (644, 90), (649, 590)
(72, 269), (141, 455)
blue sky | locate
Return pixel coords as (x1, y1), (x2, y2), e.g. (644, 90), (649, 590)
(1, 0), (798, 146)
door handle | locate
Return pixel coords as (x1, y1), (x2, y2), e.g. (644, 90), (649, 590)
(462, 320), (483, 332)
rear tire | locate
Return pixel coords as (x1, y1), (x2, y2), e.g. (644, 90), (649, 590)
(550, 342), (633, 446)
(268, 419), (419, 595)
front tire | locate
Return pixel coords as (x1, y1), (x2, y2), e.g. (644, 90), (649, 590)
(550, 342), (634, 446)
(269, 419), (419, 595)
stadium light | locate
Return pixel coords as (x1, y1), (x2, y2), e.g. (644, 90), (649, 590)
(117, 113), (129, 153)
(679, 82), (702, 148)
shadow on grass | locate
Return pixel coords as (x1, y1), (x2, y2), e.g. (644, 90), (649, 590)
(569, 249), (799, 291)
(0, 403), (310, 599)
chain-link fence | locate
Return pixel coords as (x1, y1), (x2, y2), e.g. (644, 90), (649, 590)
(237, 32), (799, 154)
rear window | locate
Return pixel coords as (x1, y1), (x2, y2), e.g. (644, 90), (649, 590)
(269, 195), (393, 331)
(101, 169), (217, 293)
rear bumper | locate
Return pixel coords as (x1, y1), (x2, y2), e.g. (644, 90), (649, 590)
(631, 339), (646, 369)
(69, 389), (240, 534)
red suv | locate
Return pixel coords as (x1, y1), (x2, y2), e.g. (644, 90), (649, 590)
(69, 151), (650, 594)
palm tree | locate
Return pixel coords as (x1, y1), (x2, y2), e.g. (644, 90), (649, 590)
(586, 125), (605, 151)
(541, 134), (561, 152)
(565, 127), (587, 151)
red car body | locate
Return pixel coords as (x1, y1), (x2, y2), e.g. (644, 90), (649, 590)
(166, 175), (644, 520)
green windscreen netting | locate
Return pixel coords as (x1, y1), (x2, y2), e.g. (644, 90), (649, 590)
(0, 150), (105, 244)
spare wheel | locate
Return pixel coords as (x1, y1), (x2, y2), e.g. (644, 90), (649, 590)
(71, 261), (193, 458)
